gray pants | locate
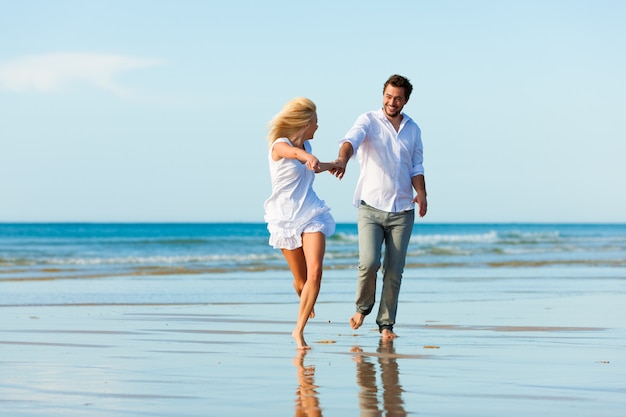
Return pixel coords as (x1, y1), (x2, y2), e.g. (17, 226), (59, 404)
(356, 202), (415, 331)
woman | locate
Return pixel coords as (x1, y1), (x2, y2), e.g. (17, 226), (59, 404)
(264, 97), (337, 349)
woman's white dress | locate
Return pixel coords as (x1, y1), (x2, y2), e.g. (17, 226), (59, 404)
(264, 138), (335, 250)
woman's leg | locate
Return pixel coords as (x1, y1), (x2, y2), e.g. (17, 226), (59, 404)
(281, 244), (315, 315)
(281, 246), (316, 318)
(285, 232), (325, 349)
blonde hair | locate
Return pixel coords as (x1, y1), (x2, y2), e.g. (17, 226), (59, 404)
(267, 97), (316, 145)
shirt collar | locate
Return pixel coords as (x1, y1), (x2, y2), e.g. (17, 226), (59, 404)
(376, 108), (412, 130)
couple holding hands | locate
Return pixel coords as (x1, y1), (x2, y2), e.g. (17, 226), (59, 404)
(264, 74), (428, 349)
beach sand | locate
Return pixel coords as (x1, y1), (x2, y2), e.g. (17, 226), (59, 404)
(1, 271), (625, 417)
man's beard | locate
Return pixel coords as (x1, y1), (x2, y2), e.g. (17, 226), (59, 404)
(384, 107), (401, 118)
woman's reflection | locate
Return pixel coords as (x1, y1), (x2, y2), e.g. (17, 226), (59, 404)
(351, 339), (407, 417)
(293, 349), (322, 417)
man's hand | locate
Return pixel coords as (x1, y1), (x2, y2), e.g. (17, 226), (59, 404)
(330, 143), (353, 180)
(329, 159), (347, 179)
(413, 193), (428, 217)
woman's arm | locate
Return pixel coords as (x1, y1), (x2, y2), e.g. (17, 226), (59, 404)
(272, 141), (320, 171)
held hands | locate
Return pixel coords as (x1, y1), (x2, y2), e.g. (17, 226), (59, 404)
(314, 159), (341, 174)
(328, 159), (347, 179)
(302, 152), (343, 174)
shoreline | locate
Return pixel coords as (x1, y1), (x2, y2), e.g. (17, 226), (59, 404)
(1, 286), (624, 416)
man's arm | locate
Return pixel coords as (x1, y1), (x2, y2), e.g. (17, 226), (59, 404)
(411, 174), (427, 217)
(330, 142), (354, 180)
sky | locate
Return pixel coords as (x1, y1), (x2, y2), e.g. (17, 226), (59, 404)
(1, 0), (625, 223)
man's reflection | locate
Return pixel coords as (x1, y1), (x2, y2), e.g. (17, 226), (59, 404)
(293, 349), (322, 417)
(351, 339), (407, 417)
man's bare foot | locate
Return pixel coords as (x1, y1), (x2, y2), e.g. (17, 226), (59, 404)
(349, 312), (365, 330)
(381, 328), (397, 339)
(292, 330), (311, 350)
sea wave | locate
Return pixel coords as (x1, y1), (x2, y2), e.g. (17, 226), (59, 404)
(333, 230), (566, 246)
(2, 224), (626, 279)
(411, 231), (499, 245)
(332, 231), (501, 245)
(0, 252), (285, 267)
(3, 257), (625, 284)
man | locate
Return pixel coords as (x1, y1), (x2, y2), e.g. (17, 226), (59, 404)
(332, 74), (427, 339)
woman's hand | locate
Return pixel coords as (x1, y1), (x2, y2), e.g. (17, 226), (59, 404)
(304, 154), (320, 171)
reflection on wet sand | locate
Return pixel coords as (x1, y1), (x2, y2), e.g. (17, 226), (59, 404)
(293, 350), (322, 417)
(351, 339), (407, 417)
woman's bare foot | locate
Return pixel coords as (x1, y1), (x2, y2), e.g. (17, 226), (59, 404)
(381, 328), (397, 339)
(310, 307), (315, 319)
(292, 330), (311, 350)
(349, 312), (365, 330)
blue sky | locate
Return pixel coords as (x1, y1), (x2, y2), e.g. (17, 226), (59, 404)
(1, 1), (625, 223)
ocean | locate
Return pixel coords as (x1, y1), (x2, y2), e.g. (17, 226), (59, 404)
(1, 222), (625, 306)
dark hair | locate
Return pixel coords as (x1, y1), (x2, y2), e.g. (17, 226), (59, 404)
(383, 74), (413, 100)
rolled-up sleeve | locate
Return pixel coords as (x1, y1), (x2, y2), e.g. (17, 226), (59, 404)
(411, 125), (424, 177)
(339, 113), (370, 157)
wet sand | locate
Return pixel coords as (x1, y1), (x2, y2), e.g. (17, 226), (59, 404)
(1, 279), (625, 417)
